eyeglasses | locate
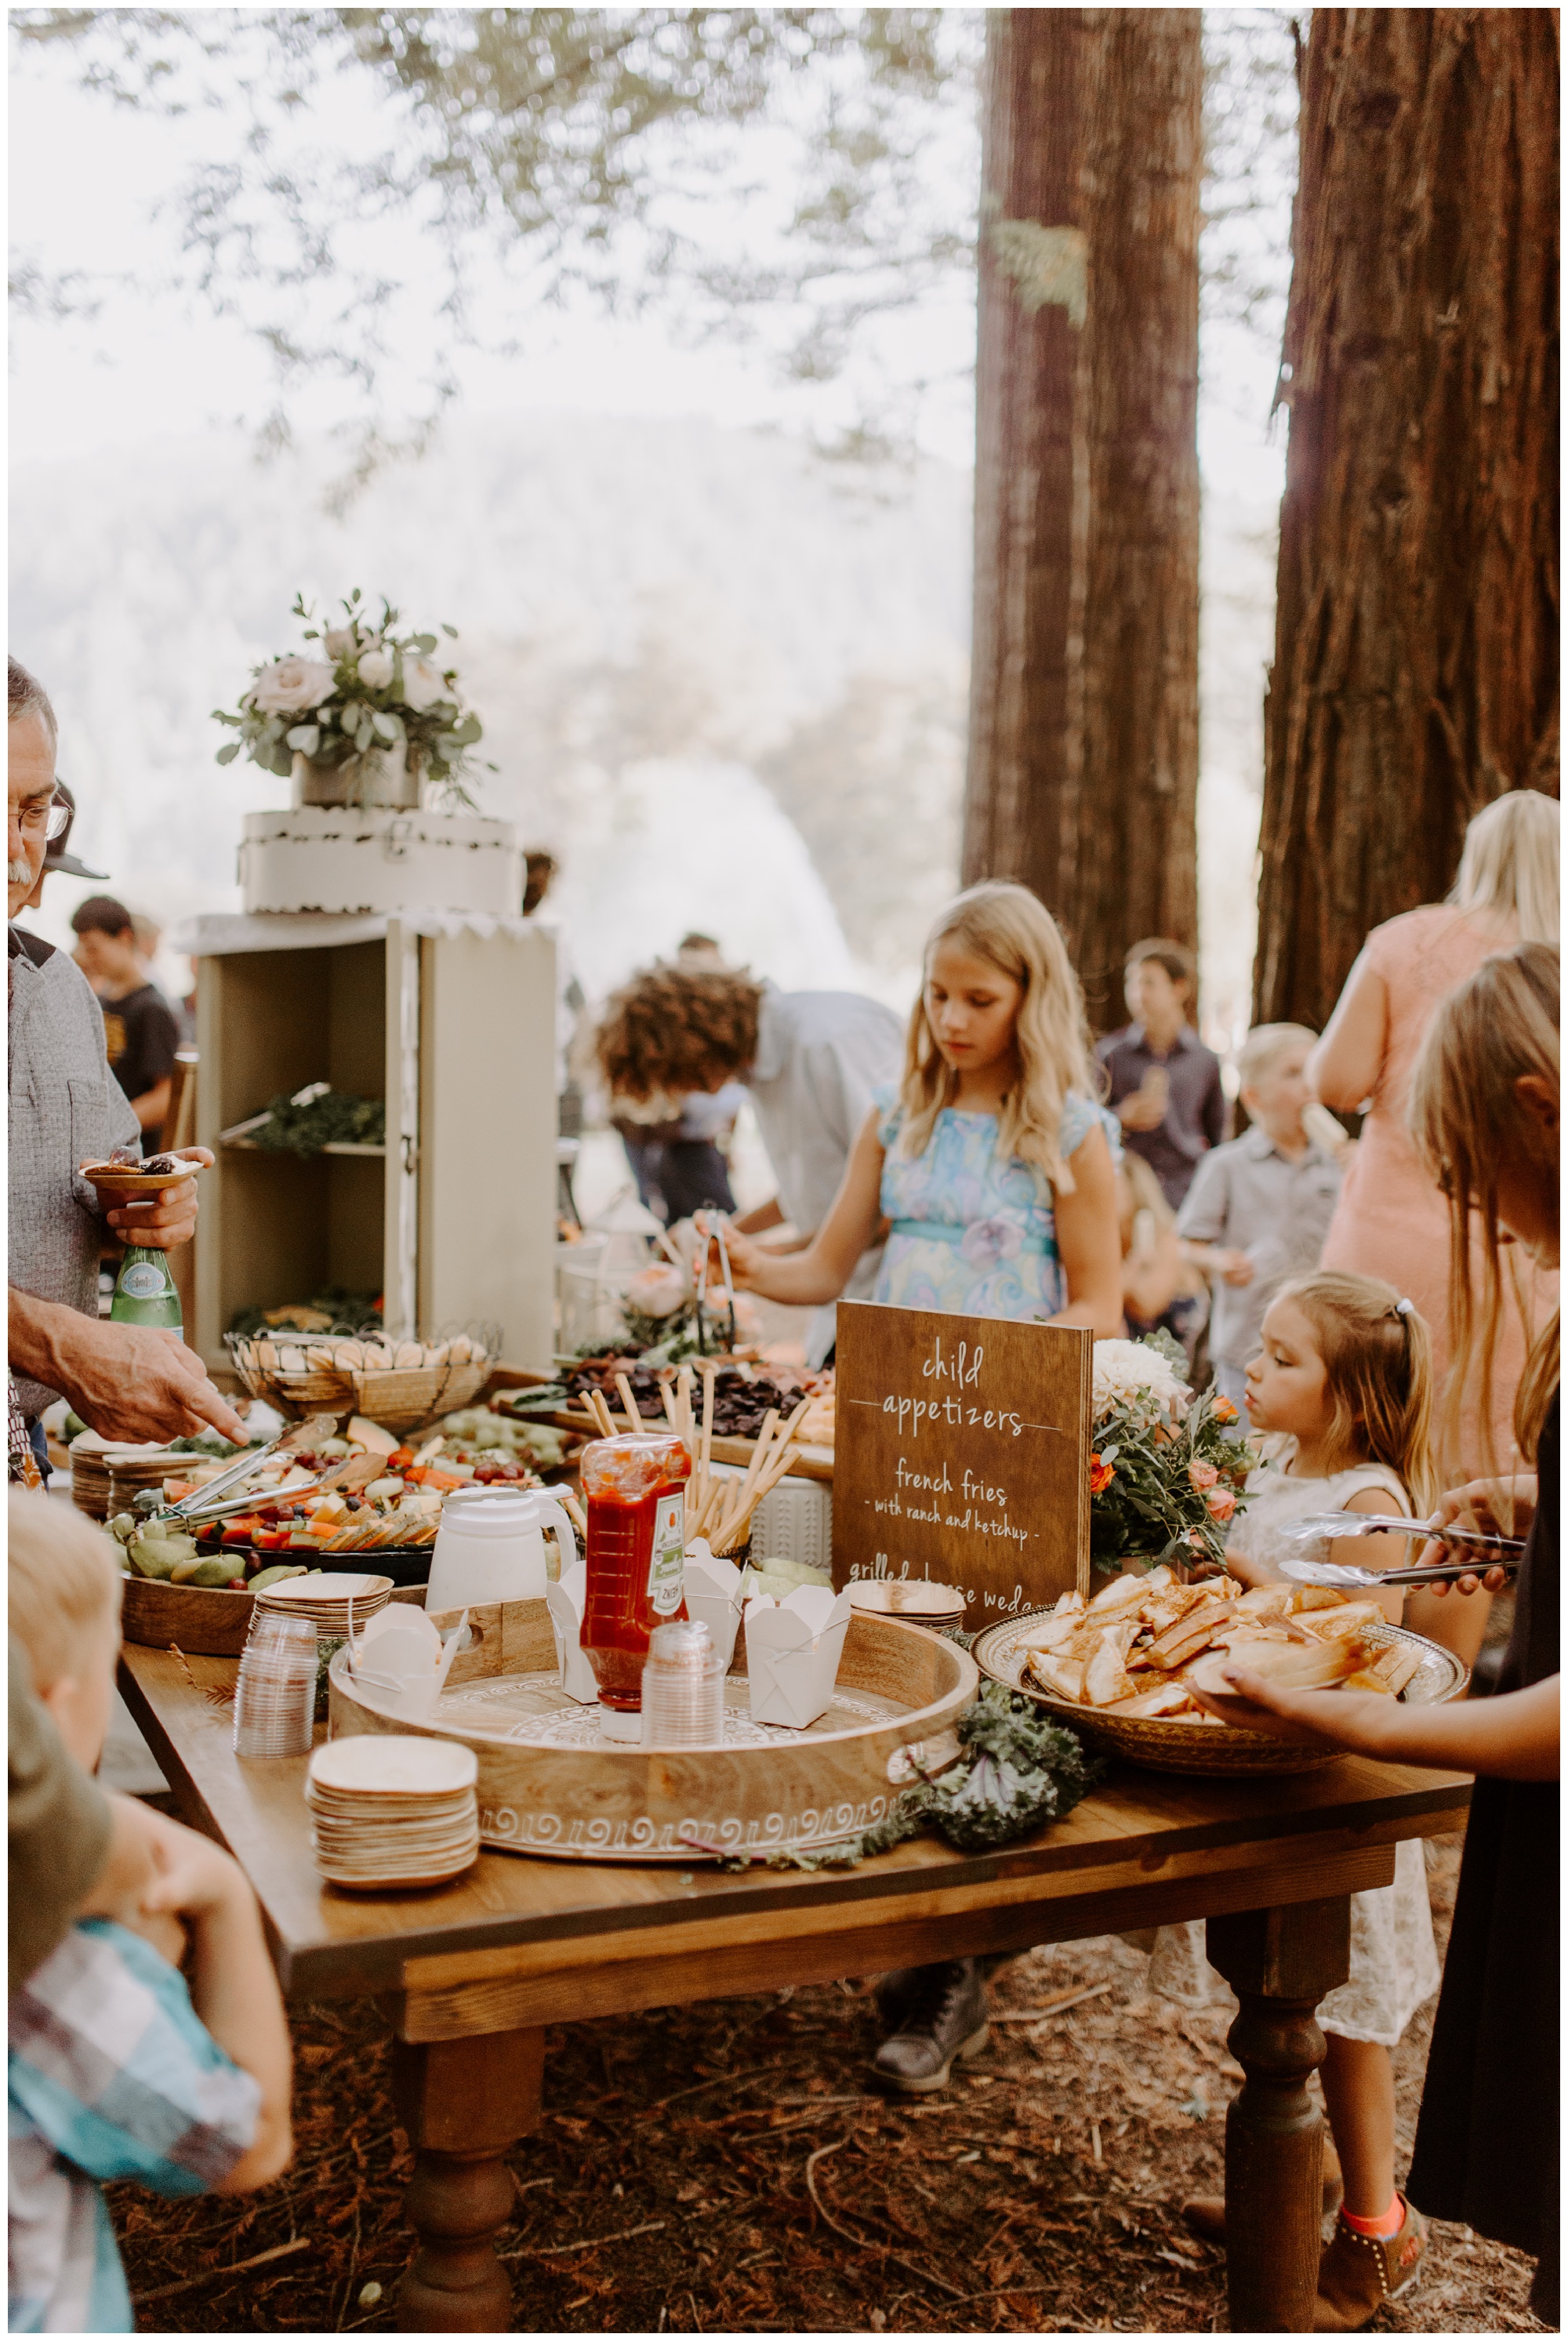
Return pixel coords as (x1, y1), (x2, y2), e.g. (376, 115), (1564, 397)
(13, 792), (71, 843)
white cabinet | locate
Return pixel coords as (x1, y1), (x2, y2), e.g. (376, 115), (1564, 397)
(189, 913), (555, 1374)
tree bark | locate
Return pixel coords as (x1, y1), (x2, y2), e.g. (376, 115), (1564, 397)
(964, 9), (1202, 1030)
(1254, 9), (1560, 1031)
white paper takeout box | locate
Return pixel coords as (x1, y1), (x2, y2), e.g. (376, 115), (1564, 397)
(742, 1584), (853, 1729)
(545, 1566), (600, 1705)
(682, 1539), (746, 1672)
(349, 1605), (466, 1719)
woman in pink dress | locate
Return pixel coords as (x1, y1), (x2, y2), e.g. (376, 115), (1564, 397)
(1308, 791), (1559, 1659)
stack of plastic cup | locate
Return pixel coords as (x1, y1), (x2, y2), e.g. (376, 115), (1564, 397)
(641, 1619), (725, 1748)
(233, 1610), (318, 1758)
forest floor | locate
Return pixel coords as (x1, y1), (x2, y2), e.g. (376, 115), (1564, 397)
(114, 1831), (1545, 2336)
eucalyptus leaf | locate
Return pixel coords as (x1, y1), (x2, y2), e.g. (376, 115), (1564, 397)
(285, 723), (321, 754)
(412, 632), (437, 652)
(215, 741), (241, 765)
(370, 710), (397, 742)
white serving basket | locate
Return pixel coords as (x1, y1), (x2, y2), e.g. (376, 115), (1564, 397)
(710, 1466), (832, 1573)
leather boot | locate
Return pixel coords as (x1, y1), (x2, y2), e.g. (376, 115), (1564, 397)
(1313, 2196), (1427, 2331)
(1181, 2142), (1344, 2246)
(872, 1958), (989, 2092)
(873, 1965), (929, 2031)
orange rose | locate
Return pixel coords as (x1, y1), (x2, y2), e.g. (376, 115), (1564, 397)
(1188, 1459), (1219, 1490)
(1089, 1454), (1115, 1496)
(1206, 1486), (1238, 1524)
(1212, 1396), (1240, 1424)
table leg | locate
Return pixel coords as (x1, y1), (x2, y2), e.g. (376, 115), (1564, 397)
(391, 2025), (545, 2333)
(1207, 1896), (1352, 2334)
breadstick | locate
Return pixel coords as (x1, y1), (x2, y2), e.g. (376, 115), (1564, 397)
(561, 1491), (587, 1537)
(659, 1377), (682, 1436)
(713, 1410), (778, 1550)
(589, 1389), (617, 1439)
(614, 1371), (642, 1434)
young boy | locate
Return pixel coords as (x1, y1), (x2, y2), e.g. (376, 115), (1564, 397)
(1096, 938), (1227, 1209)
(1176, 1023), (1345, 1416)
(8, 1492), (292, 2332)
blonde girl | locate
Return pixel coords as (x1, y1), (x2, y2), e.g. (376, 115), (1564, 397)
(719, 882), (1123, 2096)
(1169, 1272), (1441, 2325)
(720, 882), (1124, 1338)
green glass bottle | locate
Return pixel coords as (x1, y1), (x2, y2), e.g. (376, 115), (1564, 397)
(110, 1247), (183, 1336)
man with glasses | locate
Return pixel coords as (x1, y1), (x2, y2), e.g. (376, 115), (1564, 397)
(7, 655), (244, 1450)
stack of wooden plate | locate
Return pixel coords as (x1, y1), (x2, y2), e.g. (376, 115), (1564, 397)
(848, 1579), (967, 1635)
(67, 1435), (184, 1519)
(107, 1448), (188, 1515)
(67, 1434), (115, 1519)
(306, 1735), (480, 1889)
(255, 1573), (394, 1638)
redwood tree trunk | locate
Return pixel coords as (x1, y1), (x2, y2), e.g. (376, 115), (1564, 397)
(1254, 9), (1560, 1030)
(964, 9), (1202, 1029)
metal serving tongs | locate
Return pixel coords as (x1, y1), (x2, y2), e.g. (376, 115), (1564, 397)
(1278, 1511), (1526, 1590)
(158, 1412), (343, 1525)
(693, 1211), (738, 1353)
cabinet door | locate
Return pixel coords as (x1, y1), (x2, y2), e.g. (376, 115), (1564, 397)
(417, 926), (556, 1369)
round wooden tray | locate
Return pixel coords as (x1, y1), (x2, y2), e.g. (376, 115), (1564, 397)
(328, 1597), (977, 1864)
(971, 1610), (1468, 1777)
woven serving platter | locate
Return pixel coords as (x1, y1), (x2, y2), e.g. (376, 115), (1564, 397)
(971, 1609), (1468, 1778)
(328, 1596), (976, 1864)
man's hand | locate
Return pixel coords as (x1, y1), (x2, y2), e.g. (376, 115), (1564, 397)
(103, 1146), (212, 1252)
(1116, 1068), (1171, 1134)
(1214, 1247), (1255, 1288)
(9, 1288), (246, 1442)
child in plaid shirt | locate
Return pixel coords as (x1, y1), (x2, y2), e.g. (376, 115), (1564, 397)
(8, 1494), (292, 2332)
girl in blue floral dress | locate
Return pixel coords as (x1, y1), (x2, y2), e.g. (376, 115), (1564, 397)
(722, 879), (1124, 1346)
(721, 880), (1124, 2091)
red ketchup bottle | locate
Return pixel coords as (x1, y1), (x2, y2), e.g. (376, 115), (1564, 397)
(579, 1433), (691, 1731)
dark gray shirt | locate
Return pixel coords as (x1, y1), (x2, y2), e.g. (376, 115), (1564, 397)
(1095, 1022), (1226, 1207)
(1177, 1126), (1343, 1368)
(8, 926), (140, 1416)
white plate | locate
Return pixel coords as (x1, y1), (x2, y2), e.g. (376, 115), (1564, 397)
(310, 1734), (477, 1795)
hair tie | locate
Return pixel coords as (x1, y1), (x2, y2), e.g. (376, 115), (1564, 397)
(1395, 1298), (1414, 1316)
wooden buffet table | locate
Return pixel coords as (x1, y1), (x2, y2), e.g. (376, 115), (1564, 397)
(120, 1642), (1468, 2335)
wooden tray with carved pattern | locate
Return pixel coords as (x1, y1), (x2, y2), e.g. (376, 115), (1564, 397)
(327, 1597), (975, 1864)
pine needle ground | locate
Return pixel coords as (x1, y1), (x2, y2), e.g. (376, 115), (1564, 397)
(112, 1835), (1544, 2333)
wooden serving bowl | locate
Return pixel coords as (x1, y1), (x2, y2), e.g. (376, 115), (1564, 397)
(971, 1610), (1468, 1777)
(121, 1573), (257, 1657)
(80, 1159), (204, 1200)
(121, 1573), (427, 1657)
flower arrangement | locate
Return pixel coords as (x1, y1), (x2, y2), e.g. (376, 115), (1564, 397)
(1088, 1331), (1255, 1577)
(213, 590), (487, 798)
(619, 1258), (760, 1360)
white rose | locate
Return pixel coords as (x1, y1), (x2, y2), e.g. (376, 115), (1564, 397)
(1091, 1337), (1189, 1421)
(401, 654), (448, 711)
(251, 656), (336, 715)
(356, 644), (394, 690)
(623, 1265), (689, 1320)
(323, 627), (357, 659)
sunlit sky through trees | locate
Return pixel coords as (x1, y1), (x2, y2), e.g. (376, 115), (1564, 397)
(9, 9), (1297, 1047)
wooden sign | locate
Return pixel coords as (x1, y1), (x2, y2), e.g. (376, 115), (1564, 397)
(831, 1300), (1092, 1624)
